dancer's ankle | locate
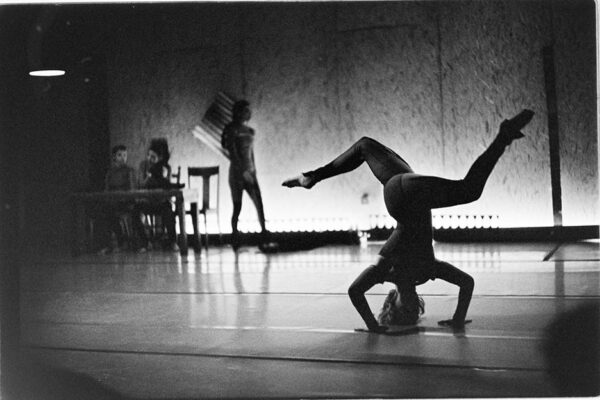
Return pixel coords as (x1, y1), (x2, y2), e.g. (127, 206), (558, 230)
(498, 121), (525, 145)
(303, 172), (317, 188)
(498, 109), (534, 145)
(282, 172), (316, 189)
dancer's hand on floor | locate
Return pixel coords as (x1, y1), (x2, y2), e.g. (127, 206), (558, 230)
(369, 324), (389, 334)
(354, 325), (389, 334)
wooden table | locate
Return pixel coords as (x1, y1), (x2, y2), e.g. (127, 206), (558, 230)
(70, 189), (200, 256)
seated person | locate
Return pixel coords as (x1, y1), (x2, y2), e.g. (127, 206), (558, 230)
(132, 138), (178, 252)
(96, 145), (135, 254)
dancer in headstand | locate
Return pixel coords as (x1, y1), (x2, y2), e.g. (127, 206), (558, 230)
(283, 109), (534, 333)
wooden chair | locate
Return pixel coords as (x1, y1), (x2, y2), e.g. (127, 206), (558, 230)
(187, 166), (222, 251)
(172, 166), (182, 186)
(88, 207), (134, 252)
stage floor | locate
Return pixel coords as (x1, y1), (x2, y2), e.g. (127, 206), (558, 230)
(16, 239), (600, 399)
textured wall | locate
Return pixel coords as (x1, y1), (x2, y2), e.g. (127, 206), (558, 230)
(107, 1), (597, 231)
(437, 1), (554, 226)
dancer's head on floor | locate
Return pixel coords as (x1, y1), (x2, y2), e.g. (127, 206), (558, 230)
(232, 100), (251, 123)
(377, 285), (425, 326)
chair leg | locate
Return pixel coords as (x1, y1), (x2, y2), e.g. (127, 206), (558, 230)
(216, 210), (223, 245)
(190, 204), (200, 253)
(88, 219), (95, 252)
(120, 215), (132, 249)
(145, 214), (153, 242)
(203, 213), (209, 252)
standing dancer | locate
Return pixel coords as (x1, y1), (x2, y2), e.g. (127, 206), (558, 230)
(283, 110), (534, 333)
(222, 100), (276, 252)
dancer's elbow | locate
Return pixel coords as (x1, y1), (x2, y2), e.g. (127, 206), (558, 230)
(348, 284), (364, 301)
(357, 136), (375, 146)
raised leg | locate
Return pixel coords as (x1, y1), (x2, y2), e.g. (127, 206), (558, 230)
(393, 110), (534, 210)
(283, 136), (413, 188)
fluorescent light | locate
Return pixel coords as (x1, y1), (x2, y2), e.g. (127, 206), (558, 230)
(29, 70), (65, 77)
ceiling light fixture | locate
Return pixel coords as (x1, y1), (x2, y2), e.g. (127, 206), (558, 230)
(29, 69), (66, 77)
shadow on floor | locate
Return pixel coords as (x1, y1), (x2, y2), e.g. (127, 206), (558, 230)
(5, 361), (129, 400)
(543, 301), (600, 397)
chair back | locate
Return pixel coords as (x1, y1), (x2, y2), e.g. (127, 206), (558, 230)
(172, 166), (182, 185)
(188, 166), (220, 212)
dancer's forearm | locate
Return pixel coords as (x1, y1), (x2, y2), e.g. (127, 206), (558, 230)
(453, 278), (474, 322)
(348, 290), (379, 329)
(347, 263), (388, 330)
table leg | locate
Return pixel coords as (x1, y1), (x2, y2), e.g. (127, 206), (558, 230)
(190, 202), (201, 253)
(176, 195), (188, 255)
(70, 199), (85, 256)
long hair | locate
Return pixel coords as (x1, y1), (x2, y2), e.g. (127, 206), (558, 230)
(377, 288), (425, 326)
(149, 138), (170, 163)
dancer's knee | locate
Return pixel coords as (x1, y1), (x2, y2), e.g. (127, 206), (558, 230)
(356, 136), (377, 151)
(468, 188), (483, 203)
(460, 178), (484, 203)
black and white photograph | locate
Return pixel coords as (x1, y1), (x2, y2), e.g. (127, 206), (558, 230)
(0, 0), (598, 398)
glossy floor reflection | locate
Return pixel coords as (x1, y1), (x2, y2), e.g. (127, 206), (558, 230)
(18, 240), (600, 398)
